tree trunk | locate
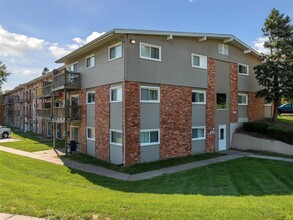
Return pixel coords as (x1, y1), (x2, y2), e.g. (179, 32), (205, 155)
(272, 99), (279, 122)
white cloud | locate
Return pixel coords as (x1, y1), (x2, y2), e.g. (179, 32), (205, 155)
(252, 37), (270, 55)
(12, 69), (37, 76)
(48, 44), (71, 59)
(0, 25), (45, 57)
(49, 31), (105, 59)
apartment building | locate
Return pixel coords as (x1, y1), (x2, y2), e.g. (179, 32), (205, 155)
(3, 29), (273, 165)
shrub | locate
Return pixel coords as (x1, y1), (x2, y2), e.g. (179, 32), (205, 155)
(242, 121), (293, 145)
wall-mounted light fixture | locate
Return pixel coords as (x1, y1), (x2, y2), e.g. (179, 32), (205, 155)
(130, 39), (136, 44)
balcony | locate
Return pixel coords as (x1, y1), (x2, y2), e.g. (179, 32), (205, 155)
(52, 71), (80, 92)
(36, 108), (51, 118)
(37, 81), (52, 98)
(52, 106), (80, 122)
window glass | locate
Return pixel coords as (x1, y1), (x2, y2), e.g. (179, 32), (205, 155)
(109, 44), (122, 60)
(111, 131), (122, 144)
(238, 64), (249, 75)
(140, 132), (149, 143)
(87, 92), (95, 104)
(140, 43), (161, 61)
(86, 55), (95, 68)
(141, 89), (149, 101)
(192, 127), (205, 140)
(192, 91), (206, 104)
(193, 56), (200, 66)
(238, 94), (247, 105)
(140, 130), (159, 145)
(150, 90), (158, 100)
(217, 93), (227, 109)
(150, 131), (159, 142)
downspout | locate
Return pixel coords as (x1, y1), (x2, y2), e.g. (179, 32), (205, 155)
(123, 34), (128, 165)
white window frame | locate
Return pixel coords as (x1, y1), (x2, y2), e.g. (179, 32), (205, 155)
(140, 129), (160, 146)
(218, 43), (229, 56)
(140, 86), (160, 103)
(192, 90), (206, 104)
(192, 126), (206, 140)
(86, 91), (95, 104)
(86, 127), (95, 141)
(110, 86), (122, 103)
(238, 93), (248, 105)
(191, 53), (207, 69)
(110, 129), (122, 146)
(47, 121), (52, 137)
(85, 54), (95, 69)
(238, 63), (249, 76)
(68, 62), (78, 72)
(108, 42), (122, 61)
(139, 42), (161, 62)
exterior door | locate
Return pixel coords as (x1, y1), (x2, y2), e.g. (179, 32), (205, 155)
(70, 126), (79, 150)
(218, 124), (227, 151)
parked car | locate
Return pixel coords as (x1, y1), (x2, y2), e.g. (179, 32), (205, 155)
(278, 103), (293, 114)
(0, 126), (11, 138)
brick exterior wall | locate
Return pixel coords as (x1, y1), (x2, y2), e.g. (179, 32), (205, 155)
(95, 85), (110, 161)
(206, 58), (216, 152)
(248, 92), (264, 121)
(160, 84), (192, 159)
(230, 63), (238, 123)
(79, 89), (87, 153)
(124, 81), (140, 165)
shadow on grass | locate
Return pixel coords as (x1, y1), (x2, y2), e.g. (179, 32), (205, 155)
(64, 157), (293, 196)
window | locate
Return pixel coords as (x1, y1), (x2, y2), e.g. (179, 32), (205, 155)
(238, 63), (249, 76)
(238, 93), (248, 105)
(217, 93), (227, 110)
(47, 121), (51, 137)
(109, 43), (122, 61)
(140, 86), (160, 102)
(56, 123), (62, 139)
(192, 127), (206, 140)
(191, 54), (207, 69)
(87, 127), (95, 140)
(140, 129), (160, 146)
(140, 42), (161, 61)
(218, 43), (229, 56)
(86, 91), (95, 104)
(85, 54), (95, 69)
(69, 62), (78, 72)
(110, 86), (122, 102)
(110, 130), (122, 146)
(192, 90), (206, 104)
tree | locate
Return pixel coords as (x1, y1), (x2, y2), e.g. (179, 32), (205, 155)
(254, 8), (293, 122)
(0, 61), (11, 90)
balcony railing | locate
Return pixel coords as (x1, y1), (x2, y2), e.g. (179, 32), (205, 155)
(19, 95), (31, 102)
(36, 108), (51, 118)
(37, 81), (52, 98)
(52, 71), (80, 92)
(52, 106), (80, 120)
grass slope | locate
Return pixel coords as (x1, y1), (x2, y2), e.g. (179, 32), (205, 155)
(278, 115), (293, 124)
(0, 151), (292, 220)
(0, 131), (64, 152)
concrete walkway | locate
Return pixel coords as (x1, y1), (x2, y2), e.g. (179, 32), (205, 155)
(0, 213), (45, 220)
(0, 146), (292, 181)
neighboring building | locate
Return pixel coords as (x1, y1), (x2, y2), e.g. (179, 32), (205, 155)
(2, 29), (273, 165)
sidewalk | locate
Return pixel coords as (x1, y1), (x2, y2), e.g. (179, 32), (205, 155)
(0, 213), (45, 220)
(0, 146), (292, 181)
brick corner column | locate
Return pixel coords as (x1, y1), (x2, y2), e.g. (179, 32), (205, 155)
(124, 81), (140, 166)
(160, 84), (192, 159)
(206, 58), (216, 152)
(95, 85), (110, 161)
(248, 92), (264, 121)
(79, 89), (87, 154)
(230, 63), (238, 123)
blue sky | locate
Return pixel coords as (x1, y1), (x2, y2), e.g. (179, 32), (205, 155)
(0, 0), (292, 91)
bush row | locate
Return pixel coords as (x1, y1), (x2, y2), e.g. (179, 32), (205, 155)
(243, 121), (293, 145)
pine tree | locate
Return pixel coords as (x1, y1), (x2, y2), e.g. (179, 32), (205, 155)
(254, 8), (293, 122)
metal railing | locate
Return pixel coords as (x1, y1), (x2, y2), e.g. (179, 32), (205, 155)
(36, 108), (51, 118)
(52, 106), (80, 120)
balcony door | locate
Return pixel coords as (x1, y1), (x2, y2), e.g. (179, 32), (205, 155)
(70, 95), (79, 119)
(70, 126), (79, 150)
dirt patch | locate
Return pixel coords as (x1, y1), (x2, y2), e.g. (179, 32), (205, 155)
(0, 137), (20, 143)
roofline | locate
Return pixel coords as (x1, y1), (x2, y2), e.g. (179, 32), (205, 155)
(55, 28), (261, 63)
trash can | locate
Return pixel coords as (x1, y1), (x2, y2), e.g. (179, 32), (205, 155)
(68, 140), (78, 152)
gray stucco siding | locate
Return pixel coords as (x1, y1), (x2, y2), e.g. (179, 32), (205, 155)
(110, 102), (122, 130)
(140, 145), (160, 162)
(87, 139), (96, 157)
(238, 105), (248, 118)
(192, 140), (206, 154)
(192, 105), (206, 126)
(110, 144), (123, 164)
(86, 104), (95, 127)
(140, 103), (160, 130)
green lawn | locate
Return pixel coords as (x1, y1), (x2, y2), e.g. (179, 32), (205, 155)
(0, 151), (292, 220)
(278, 115), (293, 124)
(0, 131), (64, 152)
(63, 152), (225, 174)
